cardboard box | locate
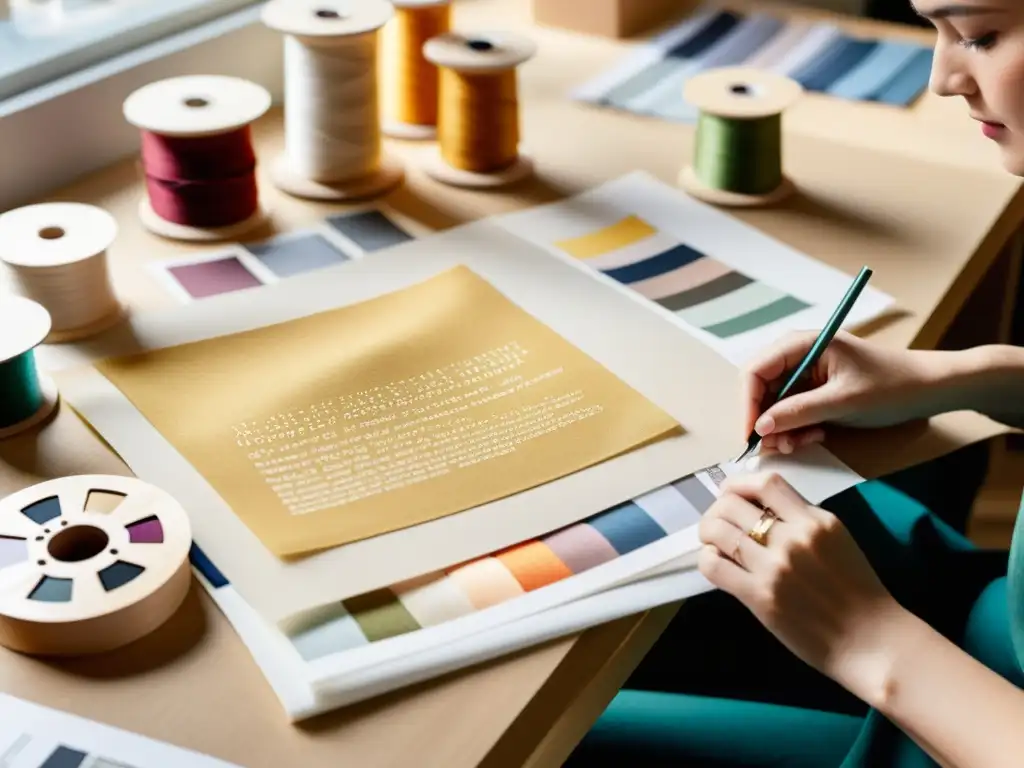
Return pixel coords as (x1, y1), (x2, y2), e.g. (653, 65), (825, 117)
(531, 0), (691, 39)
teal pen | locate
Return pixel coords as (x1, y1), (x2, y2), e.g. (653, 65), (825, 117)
(734, 266), (873, 462)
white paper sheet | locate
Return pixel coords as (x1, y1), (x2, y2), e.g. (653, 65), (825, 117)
(0, 694), (239, 767)
(494, 172), (895, 365)
(190, 444), (864, 721)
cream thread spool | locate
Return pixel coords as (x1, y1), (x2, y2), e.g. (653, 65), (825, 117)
(0, 474), (192, 657)
(679, 67), (803, 208)
(422, 31), (537, 189)
(381, 0), (452, 140)
(262, 0), (405, 201)
(0, 297), (59, 440)
(123, 75), (272, 242)
(0, 203), (125, 343)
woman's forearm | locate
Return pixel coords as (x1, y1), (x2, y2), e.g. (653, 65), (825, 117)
(859, 609), (1024, 768)
(923, 344), (1024, 429)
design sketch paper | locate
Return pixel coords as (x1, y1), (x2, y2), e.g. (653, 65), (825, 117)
(54, 220), (742, 624)
(0, 694), (239, 767)
(95, 267), (681, 557)
(493, 172), (895, 365)
(185, 444), (864, 721)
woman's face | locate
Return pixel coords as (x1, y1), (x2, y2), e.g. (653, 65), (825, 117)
(916, 1), (1024, 174)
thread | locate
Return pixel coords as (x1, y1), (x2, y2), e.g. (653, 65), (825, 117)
(381, 0), (452, 138)
(0, 203), (123, 342)
(123, 75), (272, 241)
(0, 296), (58, 439)
(0, 352), (43, 431)
(284, 34), (382, 183)
(679, 67), (803, 208)
(262, 0), (404, 201)
(692, 111), (783, 197)
(439, 66), (520, 173)
(140, 127), (259, 228)
(422, 32), (537, 189)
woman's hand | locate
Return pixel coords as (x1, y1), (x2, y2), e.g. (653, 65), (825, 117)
(743, 330), (950, 454)
(697, 471), (911, 702)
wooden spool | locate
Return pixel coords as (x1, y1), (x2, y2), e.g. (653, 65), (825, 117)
(0, 202), (126, 342)
(123, 75), (273, 242)
(0, 474), (193, 657)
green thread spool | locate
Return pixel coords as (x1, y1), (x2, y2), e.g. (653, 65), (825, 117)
(679, 67), (803, 208)
(0, 296), (59, 439)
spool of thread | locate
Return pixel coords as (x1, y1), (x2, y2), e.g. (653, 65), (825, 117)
(123, 75), (272, 242)
(679, 67), (803, 207)
(0, 474), (192, 657)
(0, 297), (59, 440)
(0, 203), (124, 343)
(381, 0), (452, 140)
(262, 0), (405, 201)
(422, 32), (537, 189)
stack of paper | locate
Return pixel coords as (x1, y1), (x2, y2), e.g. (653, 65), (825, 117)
(42, 173), (893, 721)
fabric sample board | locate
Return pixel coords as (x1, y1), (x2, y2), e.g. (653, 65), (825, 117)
(571, 6), (934, 121)
(493, 172), (894, 365)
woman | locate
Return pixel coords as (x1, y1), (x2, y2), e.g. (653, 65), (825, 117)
(567, 1), (1024, 765)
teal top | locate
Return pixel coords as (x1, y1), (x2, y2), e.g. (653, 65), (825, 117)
(1005, 491), (1024, 678)
(568, 478), (1024, 768)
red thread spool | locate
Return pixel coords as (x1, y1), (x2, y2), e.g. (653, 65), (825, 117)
(140, 128), (259, 228)
(123, 76), (272, 243)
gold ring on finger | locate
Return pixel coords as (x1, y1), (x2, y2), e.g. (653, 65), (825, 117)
(747, 509), (777, 547)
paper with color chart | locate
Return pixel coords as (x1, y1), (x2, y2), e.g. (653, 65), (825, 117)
(53, 219), (742, 625)
(95, 266), (682, 557)
(0, 693), (239, 767)
(185, 444), (865, 721)
(494, 172), (895, 365)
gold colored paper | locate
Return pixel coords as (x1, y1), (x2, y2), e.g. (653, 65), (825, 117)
(96, 267), (682, 557)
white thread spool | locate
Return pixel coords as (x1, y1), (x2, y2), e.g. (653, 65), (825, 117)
(422, 31), (537, 189)
(0, 297), (59, 440)
(0, 474), (192, 657)
(381, 0), (452, 141)
(0, 203), (124, 343)
(262, 0), (405, 201)
(123, 75), (272, 243)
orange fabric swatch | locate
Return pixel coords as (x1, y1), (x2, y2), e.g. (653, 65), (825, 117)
(496, 540), (574, 592)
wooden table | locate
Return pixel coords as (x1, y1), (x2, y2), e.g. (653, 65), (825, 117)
(0, 1), (1019, 766)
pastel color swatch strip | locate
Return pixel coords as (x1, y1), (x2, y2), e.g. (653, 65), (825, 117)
(578, 8), (933, 120)
(188, 465), (719, 662)
(160, 209), (416, 302)
(553, 214), (657, 259)
(553, 214), (810, 339)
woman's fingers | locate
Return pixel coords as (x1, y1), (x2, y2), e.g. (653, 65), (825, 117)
(698, 514), (773, 572)
(764, 427), (826, 455)
(719, 471), (811, 522)
(697, 545), (757, 599)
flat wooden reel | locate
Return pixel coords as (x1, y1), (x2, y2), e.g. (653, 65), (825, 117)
(0, 475), (193, 657)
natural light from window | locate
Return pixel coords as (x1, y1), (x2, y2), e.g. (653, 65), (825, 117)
(0, 0), (259, 102)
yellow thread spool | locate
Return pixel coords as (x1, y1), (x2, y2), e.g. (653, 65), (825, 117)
(422, 31), (537, 189)
(381, 0), (452, 140)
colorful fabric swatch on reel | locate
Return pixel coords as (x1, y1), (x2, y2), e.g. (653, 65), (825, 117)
(188, 473), (717, 662)
(572, 6), (934, 121)
(553, 213), (810, 339)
